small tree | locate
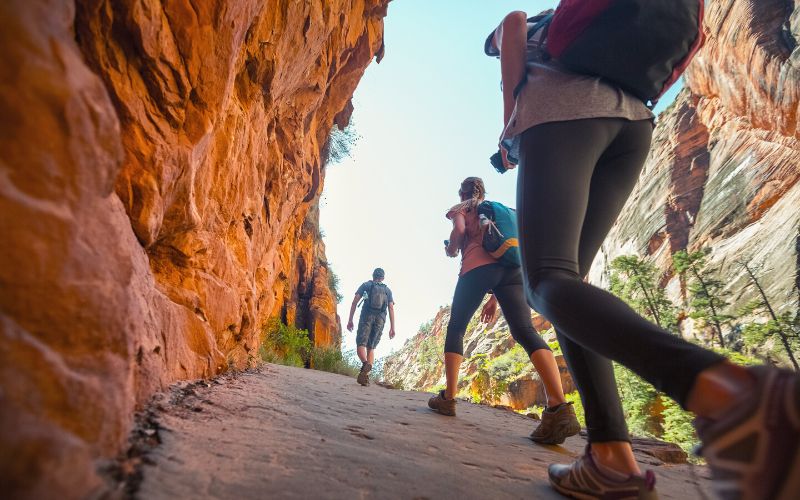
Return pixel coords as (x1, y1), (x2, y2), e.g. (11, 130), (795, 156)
(673, 249), (732, 347)
(738, 261), (799, 371)
(609, 255), (678, 332)
(322, 122), (359, 166)
(327, 265), (344, 304)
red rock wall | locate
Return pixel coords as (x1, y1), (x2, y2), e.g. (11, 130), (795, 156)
(0, 0), (387, 497)
(590, 0), (800, 323)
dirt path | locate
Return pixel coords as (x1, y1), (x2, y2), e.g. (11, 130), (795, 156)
(134, 364), (711, 499)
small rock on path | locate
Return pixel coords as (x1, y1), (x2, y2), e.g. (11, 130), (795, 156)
(137, 364), (711, 499)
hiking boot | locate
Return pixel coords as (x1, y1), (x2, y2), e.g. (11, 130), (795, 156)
(694, 365), (800, 500)
(428, 390), (456, 416)
(357, 362), (372, 386)
(548, 445), (658, 499)
(530, 402), (581, 445)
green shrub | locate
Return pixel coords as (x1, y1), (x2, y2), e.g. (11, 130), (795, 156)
(310, 346), (360, 376)
(547, 339), (562, 355)
(418, 335), (443, 371)
(463, 346), (532, 403)
(260, 319), (312, 367)
(661, 397), (698, 457)
(614, 364), (660, 437)
(487, 345), (532, 383)
(327, 266), (344, 304)
(565, 391), (586, 427)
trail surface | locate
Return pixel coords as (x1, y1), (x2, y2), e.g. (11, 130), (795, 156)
(136, 364), (710, 499)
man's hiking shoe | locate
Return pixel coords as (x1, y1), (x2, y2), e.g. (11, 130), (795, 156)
(694, 365), (800, 500)
(548, 445), (658, 499)
(428, 390), (456, 416)
(357, 362), (371, 386)
(530, 402), (581, 445)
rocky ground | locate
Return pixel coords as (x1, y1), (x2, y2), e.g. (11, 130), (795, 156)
(122, 364), (712, 499)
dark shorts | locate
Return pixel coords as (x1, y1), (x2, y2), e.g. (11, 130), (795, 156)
(356, 312), (386, 349)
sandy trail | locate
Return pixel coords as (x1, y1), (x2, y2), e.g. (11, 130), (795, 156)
(136, 364), (710, 499)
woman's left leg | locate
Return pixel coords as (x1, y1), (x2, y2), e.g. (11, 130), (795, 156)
(443, 266), (499, 398)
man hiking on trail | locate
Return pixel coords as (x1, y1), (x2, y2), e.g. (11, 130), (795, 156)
(347, 268), (396, 386)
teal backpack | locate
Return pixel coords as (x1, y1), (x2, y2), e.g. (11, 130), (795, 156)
(477, 201), (521, 267)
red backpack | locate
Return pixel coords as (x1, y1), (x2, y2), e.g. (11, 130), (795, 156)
(543, 0), (705, 106)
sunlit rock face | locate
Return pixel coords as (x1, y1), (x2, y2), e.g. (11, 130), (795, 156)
(0, 0), (386, 497)
(590, 0), (800, 323)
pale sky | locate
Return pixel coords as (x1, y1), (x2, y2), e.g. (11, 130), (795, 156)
(319, 0), (682, 359)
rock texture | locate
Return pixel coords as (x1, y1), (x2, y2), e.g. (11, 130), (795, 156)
(0, 0), (387, 497)
(589, 0), (800, 330)
(134, 364), (705, 499)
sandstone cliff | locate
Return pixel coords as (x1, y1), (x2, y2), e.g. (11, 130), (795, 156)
(589, 0), (800, 334)
(0, 0), (387, 497)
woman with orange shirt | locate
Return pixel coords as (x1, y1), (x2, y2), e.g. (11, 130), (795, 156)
(427, 177), (580, 446)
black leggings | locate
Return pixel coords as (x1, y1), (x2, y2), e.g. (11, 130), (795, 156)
(445, 263), (550, 356)
(518, 118), (725, 443)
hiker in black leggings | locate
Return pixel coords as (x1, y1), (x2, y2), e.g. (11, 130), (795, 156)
(427, 177), (580, 445)
(491, 10), (800, 500)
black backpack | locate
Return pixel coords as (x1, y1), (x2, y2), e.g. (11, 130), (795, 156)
(365, 282), (389, 313)
(543, 0), (705, 106)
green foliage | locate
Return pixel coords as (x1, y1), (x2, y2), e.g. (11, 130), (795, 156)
(614, 364), (700, 454)
(547, 339), (562, 355)
(465, 353), (496, 403)
(610, 255), (678, 332)
(418, 319), (434, 336)
(661, 397), (698, 456)
(711, 346), (761, 366)
(310, 346), (360, 376)
(487, 345), (533, 382)
(464, 346), (532, 403)
(418, 335), (443, 370)
(565, 392), (586, 427)
(738, 280), (800, 370)
(614, 364), (661, 437)
(673, 249), (732, 346)
(430, 383), (446, 394)
(327, 265), (344, 304)
(260, 319), (312, 367)
(323, 122), (359, 165)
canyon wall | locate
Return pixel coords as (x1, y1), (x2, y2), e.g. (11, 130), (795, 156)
(0, 0), (387, 497)
(589, 0), (800, 336)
